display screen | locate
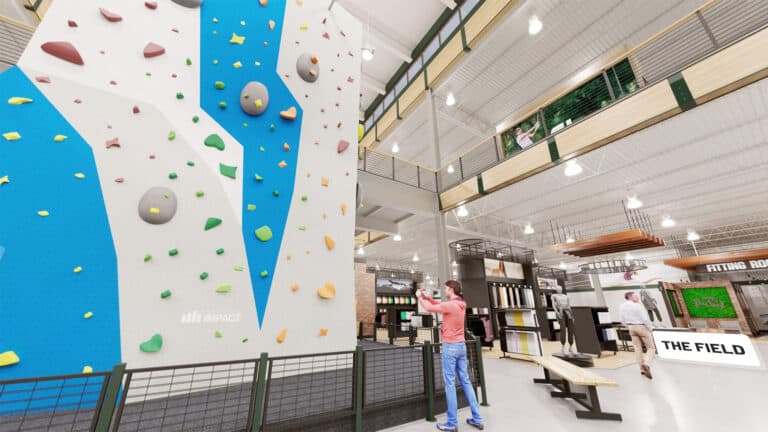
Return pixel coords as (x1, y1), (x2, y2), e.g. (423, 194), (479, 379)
(504, 261), (524, 280)
(400, 311), (408, 321)
(681, 287), (738, 319)
(376, 278), (415, 295)
(483, 258), (505, 278)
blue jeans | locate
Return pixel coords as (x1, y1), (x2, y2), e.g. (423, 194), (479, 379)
(441, 342), (483, 427)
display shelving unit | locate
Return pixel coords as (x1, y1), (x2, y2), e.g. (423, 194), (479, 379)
(572, 306), (618, 357)
(534, 266), (568, 341)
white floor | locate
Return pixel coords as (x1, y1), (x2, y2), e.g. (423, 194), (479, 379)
(382, 343), (768, 432)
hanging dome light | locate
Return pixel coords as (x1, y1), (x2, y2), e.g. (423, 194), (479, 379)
(391, 141), (399, 153)
(566, 236), (575, 244)
(361, 47), (374, 62)
(456, 205), (468, 217)
(412, 253), (420, 262)
(528, 15), (543, 35)
(524, 223), (535, 235)
(393, 233), (402, 241)
(452, 260), (457, 267)
(447, 164), (455, 174)
(626, 194), (643, 209)
(445, 92), (456, 106)
(357, 246), (365, 255)
(687, 230), (700, 241)
(564, 159), (583, 177)
(661, 216), (676, 228)
(559, 262), (567, 270)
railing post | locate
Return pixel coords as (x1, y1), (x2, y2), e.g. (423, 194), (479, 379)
(474, 338), (489, 406)
(354, 345), (365, 432)
(358, 321), (363, 339)
(93, 363), (126, 432)
(459, 157), (465, 180)
(417, 166), (421, 189)
(423, 341), (436, 422)
(250, 352), (270, 432)
(432, 326), (441, 352)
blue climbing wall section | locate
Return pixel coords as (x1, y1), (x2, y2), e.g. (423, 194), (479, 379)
(0, 67), (121, 380)
(200, 0), (302, 327)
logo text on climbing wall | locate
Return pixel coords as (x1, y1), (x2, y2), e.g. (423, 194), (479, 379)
(180, 311), (241, 324)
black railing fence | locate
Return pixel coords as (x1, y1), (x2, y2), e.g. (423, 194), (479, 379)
(0, 340), (488, 432)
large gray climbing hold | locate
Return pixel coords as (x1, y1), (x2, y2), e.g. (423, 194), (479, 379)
(171, 0), (203, 8)
(296, 53), (319, 83)
(240, 81), (269, 116)
(138, 187), (178, 225)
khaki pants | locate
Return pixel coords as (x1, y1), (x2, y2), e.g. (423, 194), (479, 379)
(628, 325), (655, 367)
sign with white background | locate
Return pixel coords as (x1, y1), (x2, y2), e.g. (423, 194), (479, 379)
(653, 330), (763, 368)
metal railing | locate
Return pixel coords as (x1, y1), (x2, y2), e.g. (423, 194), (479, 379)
(437, 0), (768, 193)
(0, 341), (488, 432)
(357, 321), (439, 346)
(359, 147), (438, 193)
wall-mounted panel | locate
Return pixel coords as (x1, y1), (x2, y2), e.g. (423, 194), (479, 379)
(464, 0), (517, 47)
(426, 34), (464, 88)
(376, 105), (399, 141)
(440, 177), (480, 210)
(398, 79), (425, 117)
(481, 144), (550, 192)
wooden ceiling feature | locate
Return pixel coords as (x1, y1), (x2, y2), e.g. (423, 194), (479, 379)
(664, 248), (768, 271)
(550, 229), (665, 257)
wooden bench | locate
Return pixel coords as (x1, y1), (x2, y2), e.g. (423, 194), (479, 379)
(532, 356), (622, 421)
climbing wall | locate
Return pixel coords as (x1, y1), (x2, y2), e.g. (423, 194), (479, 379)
(0, 0), (361, 380)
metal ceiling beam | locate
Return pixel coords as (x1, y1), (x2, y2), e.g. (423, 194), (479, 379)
(362, 72), (386, 95)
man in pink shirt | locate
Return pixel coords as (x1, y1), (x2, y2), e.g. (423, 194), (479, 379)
(418, 280), (484, 431)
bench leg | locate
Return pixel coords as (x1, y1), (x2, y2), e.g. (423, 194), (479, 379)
(550, 380), (587, 399)
(574, 386), (622, 421)
(534, 368), (567, 385)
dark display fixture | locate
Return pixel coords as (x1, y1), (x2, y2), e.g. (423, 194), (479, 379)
(372, 267), (421, 341)
(572, 307), (618, 357)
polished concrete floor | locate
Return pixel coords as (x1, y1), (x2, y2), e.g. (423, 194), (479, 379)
(383, 342), (768, 432)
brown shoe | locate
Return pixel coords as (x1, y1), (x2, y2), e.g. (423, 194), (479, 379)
(641, 365), (653, 380)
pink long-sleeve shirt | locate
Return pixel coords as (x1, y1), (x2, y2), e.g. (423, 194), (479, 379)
(419, 296), (466, 343)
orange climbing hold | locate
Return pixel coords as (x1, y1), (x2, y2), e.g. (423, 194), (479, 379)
(317, 282), (336, 299)
(279, 106), (297, 120)
(324, 235), (335, 250)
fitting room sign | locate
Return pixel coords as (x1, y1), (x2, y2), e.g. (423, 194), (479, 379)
(697, 259), (768, 273)
(652, 330), (763, 368)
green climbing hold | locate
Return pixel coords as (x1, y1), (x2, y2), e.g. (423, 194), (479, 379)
(269, 124), (275, 131)
(242, 122), (249, 128)
(160, 290), (171, 299)
(214, 81), (225, 89)
(186, 57), (192, 66)
(219, 163), (237, 179)
(176, 92), (184, 99)
(196, 191), (205, 197)
(242, 337), (249, 343)
(144, 254), (152, 262)
(216, 284), (232, 293)
(205, 217), (222, 231)
(301, 195), (308, 202)
(169, 248), (179, 256)
(234, 265), (244, 271)
(168, 172), (178, 180)
(259, 146), (265, 152)
(187, 161), (195, 167)
(255, 225), (273, 242)
(200, 272), (209, 280)
(247, 204), (256, 211)
(298, 225), (306, 231)
(192, 115), (200, 123)
(204, 134), (225, 151)
(215, 331), (222, 338)
(216, 248), (225, 255)
(168, 131), (176, 141)
(139, 334), (163, 353)
(218, 101), (227, 109)
(273, 190), (279, 197)
(260, 270), (269, 278)
(254, 174), (263, 182)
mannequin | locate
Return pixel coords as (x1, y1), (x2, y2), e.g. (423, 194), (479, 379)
(640, 290), (662, 322)
(552, 294), (576, 355)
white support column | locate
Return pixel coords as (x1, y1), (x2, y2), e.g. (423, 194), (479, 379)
(426, 89), (451, 295)
(589, 274), (607, 307)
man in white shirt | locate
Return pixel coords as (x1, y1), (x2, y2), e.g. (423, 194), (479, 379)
(619, 291), (656, 379)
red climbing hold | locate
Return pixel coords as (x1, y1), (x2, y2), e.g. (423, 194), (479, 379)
(36, 76), (51, 84)
(145, 1), (158, 10)
(68, 20), (78, 27)
(106, 138), (121, 149)
(100, 8), (123, 22)
(133, 105), (141, 114)
(143, 42), (166, 58)
(41, 41), (84, 65)
(337, 140), (350, 154)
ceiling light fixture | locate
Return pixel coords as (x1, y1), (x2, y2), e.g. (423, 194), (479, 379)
(566, 236), (575, 244)
(625, 252), (634, 260)
(456, 205), (468, 218)
(661, 216), (676, 228)
(447, 164), (455, 174)
(391, 142), (399, 153)
(445, 92), (456, 106)
(410, 268), (415, 274)
(452, 270), (458, 276)
(452, 260), (457, 267)
(524, 223), (535, 235)
(375, 264), (380, 271)
(357, 246), (365, 255)
(528, 15), (543, 35)
(626, 194), (643, 210)
(559, 262), (567, 270)
(687, 230), (700, 241)
(361, 47), (374, 62)
(412, 253), (419, 262)
(564, 159), (583, 177)
(393, 233), (402, 241)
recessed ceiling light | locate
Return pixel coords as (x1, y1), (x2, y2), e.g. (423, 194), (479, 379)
(446, 92), (456, 106)
(687, 230), (700, 241)
(361, 47), (374, 62)
(524, 223), (535, 235)
(412, 253), (420, 262)
(528, 15), (543, 35)
(447, 164), (455, 174)
(661, 216), (676, 228)
(393, 233), (402, 242)
(457, 205), (468, 217)
(357, 246), (365, 255)
(626, 195), (643, 209)
(391, 142), (399, 153)
(564, 159), (582, 177)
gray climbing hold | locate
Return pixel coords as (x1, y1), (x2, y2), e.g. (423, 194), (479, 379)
(240, 81), (269, 116)
(296, 53), (319, 83)
(171, 0), (203, 8)
(138, 187), (178, 224)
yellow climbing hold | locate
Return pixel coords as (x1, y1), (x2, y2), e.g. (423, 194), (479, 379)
(149, 207), (160, 215)
(74, 173), (85, 179)
(84, 311), (93, 319)
(0, 176), (9, 186)
(259, 0), (268, 6)
(319, 328), (328, 337)
(341, 203), (348, 216)
(73, 266), (83, 273)
(321, 177), (329, 187)
(240, 20), (246, 26)
(0, 351), (20, 367)
(82, 366), (93, 374)
(37, 210), (49, 217)
(283, 143), (290, 151)
(317, 282), (336, 299)
(324, 235), (335, 250)
(54, 135), (68, 142)
(300, 23), (308, 30)
(229, 33), (245, 44)
(233, 61), (243, 69)
(358, 124), (364, 141)
(291, 284), (299, 292)
(276, 328), (287, 344)
(8, 97), (33, 105)
(3, 132), (21, 141)
(254, 98), (263, 108)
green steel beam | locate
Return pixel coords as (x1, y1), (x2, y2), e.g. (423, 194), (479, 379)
(547, 136), (559, 162)
(423, 341), (436, 422)
(93, 363), (126, 432)
(668, 72), (697, 111)
(354, 345), (364, 431)
(250, 352), (270, 432)
(474, 338), (490, 406)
